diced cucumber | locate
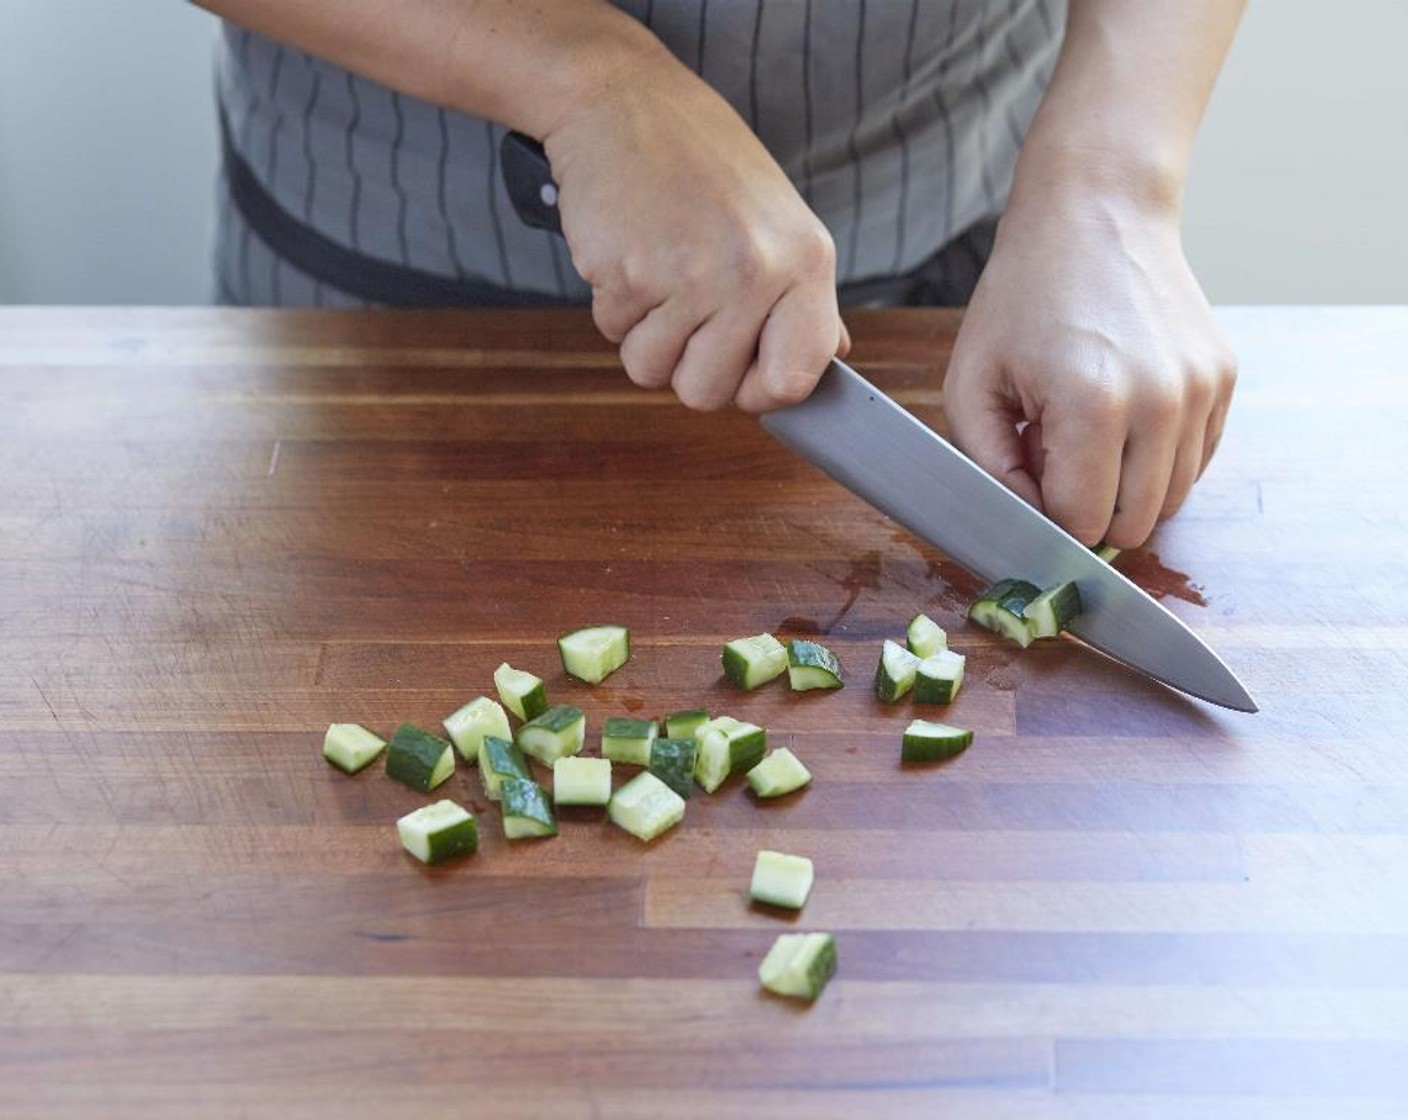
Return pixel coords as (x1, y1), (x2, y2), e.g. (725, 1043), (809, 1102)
(913, 649), (966, 705)
(1092, 542), (1121, 563)
(515, 704), (586, 765)
(906, 612), (947, 658)
(478, 734), (532, 802)
(1023, 581), (1084, 638)
(693, 715), (767, 794)
(747, 747), (812, 798)
(557, 624), (630, 685)
(552, 756), (612, 807)
(901, 718), (974, 763)
(494, 662), (548, 721)
(787, 639), (844, 691)
(758, 932), (837, 1001)
(664, 708), (709, 740)
(968, 579), (1040, 648)
(648, 737), (698, 799)
(396, 800), (478, 864)
(874, 639), (921, 703)
(322, 723), (387, 774)
(608, 770), (686, 842)
(386, 723), (456, 792)
(500, 777), (558, 839)
(441, 696), (510, 762)
(601, 716), (659, 767)
(721, 633), (788, 690)
(750, 850), (814, 909)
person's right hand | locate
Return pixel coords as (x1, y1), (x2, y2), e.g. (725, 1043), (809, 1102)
(542, 43), (848, 413)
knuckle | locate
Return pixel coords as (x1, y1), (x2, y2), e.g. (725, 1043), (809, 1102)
(792, 222), (837, 277)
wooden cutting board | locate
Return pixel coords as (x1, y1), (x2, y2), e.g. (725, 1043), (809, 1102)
(2, 306), (1406, 1118)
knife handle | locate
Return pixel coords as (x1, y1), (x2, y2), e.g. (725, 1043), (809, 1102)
(500, 131), (563, 236)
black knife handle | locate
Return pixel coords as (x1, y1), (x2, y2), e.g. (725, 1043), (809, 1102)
(500, 131), (563, 236)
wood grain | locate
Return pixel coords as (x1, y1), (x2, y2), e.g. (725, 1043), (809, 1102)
(1, 306), (1407, 1118)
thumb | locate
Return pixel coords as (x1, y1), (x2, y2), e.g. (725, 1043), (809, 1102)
(945, 364), (1043, 512)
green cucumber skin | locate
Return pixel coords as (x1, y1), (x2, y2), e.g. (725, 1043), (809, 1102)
(1025, 581), (1084, 637)
(478, 735), (532, 800)
(787, 640), (844, 690)
(721, 634), (788, 690)
(912, 675), (959, 705)
(648, 738), (698, 799)
(798, 935), (839, 999)
(386, 723), (455, 792)
(499, 778), (558, 838)
(728, 726), (767, 774)
(515, 705), (586, 764)
(601, 716), (658, 767)
(521, 705), (584, 734)
(663, 709), (709, 739)
(901, 728), (973, 763)
(874, 640), (920, 704)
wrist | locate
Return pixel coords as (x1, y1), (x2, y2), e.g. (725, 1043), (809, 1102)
(436, 2), (674, 141)
(1009, 132), (1186, 227)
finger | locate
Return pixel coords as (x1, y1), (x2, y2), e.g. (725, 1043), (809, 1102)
(670, 306), (768, 411)
(619, 298), (701, 390)
(944, 367), (1043, 512)
(1105, 430), (1178, 548)
(1020, 420), (1046, 484)
(1160, 418), (1205, 521)
(1199, 397), (1230, 479)
(591, 286), (655, 346)
(733, 282), (840, 413)
(1036, 400), (1126, 545)
(837, 316), (853, 359)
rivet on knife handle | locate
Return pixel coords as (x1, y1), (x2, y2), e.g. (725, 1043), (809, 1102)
(500, 131), (562, 235)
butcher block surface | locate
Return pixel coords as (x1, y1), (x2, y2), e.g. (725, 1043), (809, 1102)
(1, 306), (1406, 1118)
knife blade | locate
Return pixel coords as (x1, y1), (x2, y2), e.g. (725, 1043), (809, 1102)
(498, 131), (1256, 712)
(761, 359), (1256, 712)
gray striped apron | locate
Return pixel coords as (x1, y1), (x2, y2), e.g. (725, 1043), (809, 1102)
(214, 0), (1063, 308)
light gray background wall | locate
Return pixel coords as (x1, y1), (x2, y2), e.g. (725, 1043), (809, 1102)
(0, 0), (1403, 305)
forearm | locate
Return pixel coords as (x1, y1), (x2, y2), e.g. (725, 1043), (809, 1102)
(1013, 0), (1245, 216)
(191, 0), (671, 140)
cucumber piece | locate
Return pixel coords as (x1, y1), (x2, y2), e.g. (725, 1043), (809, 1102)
(608, 770), (686, 842)
(901, 718), (974, 763)
(396, 799), (478, 864)
(322, 723), (387, 774)
(747, 747), (812, 798)
(1023, 581), (1084, 638)
(664, 708), (709, 740)
(386, 723), (456, 792)
(552, 756), (612, 807)
(750, 850), (815, 909)
(1092, 541), (1121, 563)
(557, 624), (630, 685)
(601, 716), (659, 767)
(500, 777), (558, 839)
(758, 932), (837, 1001)
(478, 734), (532, 802)
(494, 662), (548, 721)
(721, 633), (788, 690)
(913, 649), (966, 705)
(693, 715), (768, 794)
(968, 579), (1040, 648)
(786, 639), (844, 691)
(874, 638), (921, 703)
(648, 737), (698, 799)
(906, 612), (947, 658)
(441, 696), (510, 762)
(515, 704), (586, 765)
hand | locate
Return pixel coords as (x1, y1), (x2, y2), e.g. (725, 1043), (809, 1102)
(942, 186), (1237, 548)
(543, 45), (848, 413)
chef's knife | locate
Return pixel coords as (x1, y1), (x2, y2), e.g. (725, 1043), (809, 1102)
(499, 132), (1257, 713)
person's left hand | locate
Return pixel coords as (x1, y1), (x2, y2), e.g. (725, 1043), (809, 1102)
(941, 187), (1238, 550)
